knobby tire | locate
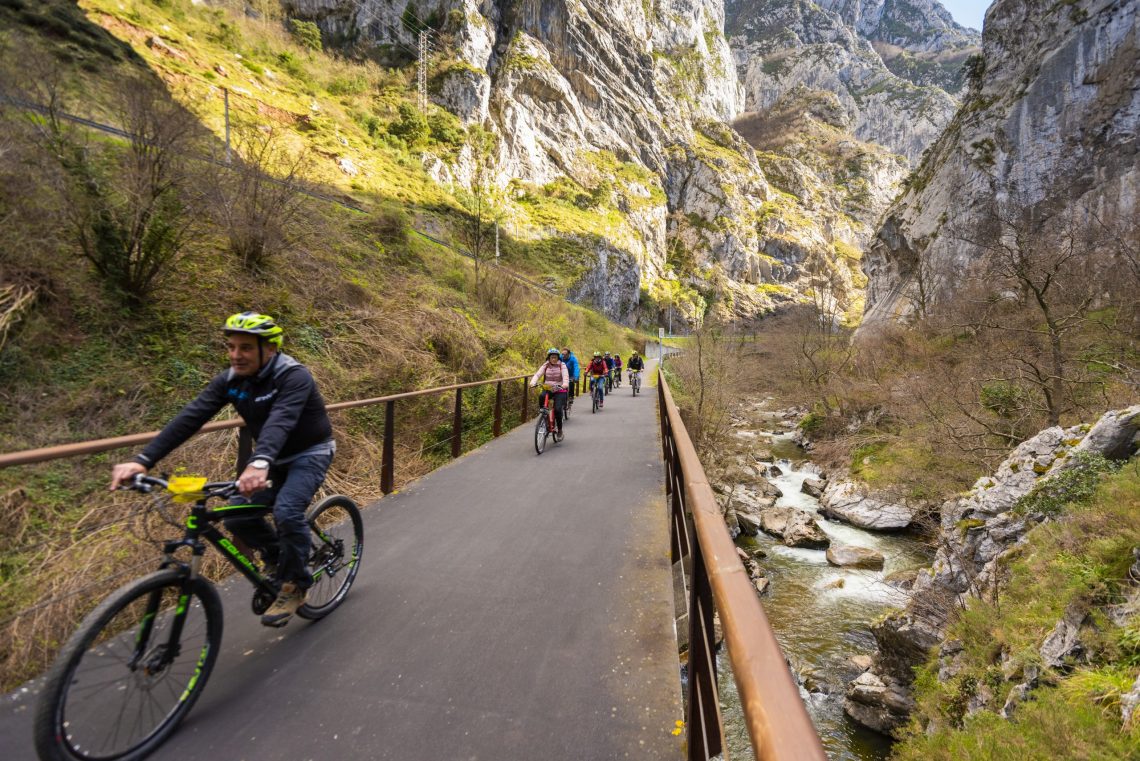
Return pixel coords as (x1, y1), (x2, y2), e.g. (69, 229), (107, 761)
(34, 570), (223, 761)
(298, 495), (363, 620)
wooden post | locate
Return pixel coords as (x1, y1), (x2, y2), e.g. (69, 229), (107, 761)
(493, 381), (503, 437)
(381, 400), (395, 494)
(520, 377), (528, 423)
(451, 387), (463, 458)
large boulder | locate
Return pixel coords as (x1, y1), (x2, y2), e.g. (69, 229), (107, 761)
(843, 671), (915, 734)
(759, 506), (830, 548)
(819, 480), (915, 529)
(801, 476), (826, 498)
(826, 543), (885, 569)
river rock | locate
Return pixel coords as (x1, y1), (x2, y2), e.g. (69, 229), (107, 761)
(843, 671), (914, 733)
(826, 543), (885, 570)
(801, 477), (826, 498)
(736, 512), (762, 536)
(884, 568), (919, 591)
(849, 654), (873, 672)
(759, 506), (830, 548)
(723, 508), (741, 539)
(819, 480), (915, 529)
(764, 464), (784, 478)
(754, 577), (770, 595)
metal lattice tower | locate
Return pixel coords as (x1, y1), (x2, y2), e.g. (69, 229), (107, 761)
(418, 30), (428, 113)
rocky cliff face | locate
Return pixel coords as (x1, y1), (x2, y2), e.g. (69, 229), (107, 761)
(285, 0), (976, 327)
(846, 405), (1140, 733)
(862, 0), (1140, 325)
(725, 0), (971, 164)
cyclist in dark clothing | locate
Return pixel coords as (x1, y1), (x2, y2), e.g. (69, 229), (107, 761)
(110, 312), (334, 627)
(627, 352), (645, 372)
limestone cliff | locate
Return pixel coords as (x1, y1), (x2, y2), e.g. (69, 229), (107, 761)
(862, 0), (1140, 325)
(284, 0), (975, 327)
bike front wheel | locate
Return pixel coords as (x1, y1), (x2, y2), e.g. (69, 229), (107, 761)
(299, 495), (364, 621)
(34, 570), (223, 761)
(535, 414), (549, 454)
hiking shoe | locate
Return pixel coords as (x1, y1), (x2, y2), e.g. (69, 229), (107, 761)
(260, 582), (306, 627)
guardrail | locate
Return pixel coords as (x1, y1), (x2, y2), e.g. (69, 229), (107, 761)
(657, 369), (826, 761)
(0, 374), (531, 495)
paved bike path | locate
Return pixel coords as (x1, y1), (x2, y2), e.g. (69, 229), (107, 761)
(1, 363), (683, 760)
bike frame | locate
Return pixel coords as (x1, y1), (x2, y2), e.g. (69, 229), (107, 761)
(135, 498), (277, 669)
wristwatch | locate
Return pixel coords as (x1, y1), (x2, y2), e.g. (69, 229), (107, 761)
(249, 459), (270, 470)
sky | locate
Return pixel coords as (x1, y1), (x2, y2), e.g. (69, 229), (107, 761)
(940, 0), (991, 31)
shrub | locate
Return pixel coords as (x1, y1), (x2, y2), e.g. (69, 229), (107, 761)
(1013, 452), (1122, 516)
(387, 102), (428, 145)
(289, 19), (322, 52)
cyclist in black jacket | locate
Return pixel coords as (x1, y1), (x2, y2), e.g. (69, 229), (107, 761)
(110, 312), (335, 627)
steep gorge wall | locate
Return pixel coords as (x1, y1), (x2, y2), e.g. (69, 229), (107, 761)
(862, 0), (1140, 325)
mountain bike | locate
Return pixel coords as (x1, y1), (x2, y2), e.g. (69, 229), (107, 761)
(630, 369), (642, 396)
(605, 371), (613, 393)
(34, 474), (363, 761)
(534, 383), (564, 454)
(613, 368), (621, 388)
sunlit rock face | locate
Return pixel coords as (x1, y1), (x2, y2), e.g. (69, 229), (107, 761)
(284, 0), (975, 326)
(862, 0), (1140, 325)
(725, 0), (967, 165)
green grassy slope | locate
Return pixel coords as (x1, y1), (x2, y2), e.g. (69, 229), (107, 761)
(894, 461), (1140, 760)
(0, 0), (646, 689)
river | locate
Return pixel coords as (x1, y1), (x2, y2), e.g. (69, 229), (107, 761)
(715, 422), (931, 760)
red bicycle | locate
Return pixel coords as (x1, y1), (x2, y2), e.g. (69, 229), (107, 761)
(534, 383), (564, 454)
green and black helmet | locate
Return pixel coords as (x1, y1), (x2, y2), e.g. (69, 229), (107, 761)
(223, 312), (284, 348)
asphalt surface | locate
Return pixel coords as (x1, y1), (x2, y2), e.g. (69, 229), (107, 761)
(1, 363), (684, 760)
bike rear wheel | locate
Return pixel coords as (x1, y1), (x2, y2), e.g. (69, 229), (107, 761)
(535, 413), (548, 454)
(34, 570), (222, 761)
(298, 495), (363, 621)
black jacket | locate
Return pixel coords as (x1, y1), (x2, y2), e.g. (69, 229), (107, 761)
(627, 356), (645, 371)
(135, 353), (333, 468)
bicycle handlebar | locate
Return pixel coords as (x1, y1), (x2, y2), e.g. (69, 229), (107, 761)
(122, 474), (240, 499)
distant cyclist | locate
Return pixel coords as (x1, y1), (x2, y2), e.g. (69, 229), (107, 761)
(586, 351), (608, 407)
(560, 347), (580, 405)
(530, 347), (568, 435)
(109, 312), (335, 628)
(612, 354), (623, 385)
(627, 351), (645, 374)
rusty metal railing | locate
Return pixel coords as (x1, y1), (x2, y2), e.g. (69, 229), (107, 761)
(0, 374), (531, 493)
(657, 369), (826, 761)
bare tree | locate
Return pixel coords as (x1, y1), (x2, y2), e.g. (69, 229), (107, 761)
(30, 75), (202, 306)
(456, 125), (498, 291)
(206, 121), (312, 270)
(949, 206), (1112, 427)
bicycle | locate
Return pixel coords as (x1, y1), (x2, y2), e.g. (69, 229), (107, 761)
(630, 369), (642, 396)
(590, 376), (605, 413)
(613, 368), (621, 388)
(534, 383), (564, 454)
(34, 474), (363, 761)
(605, 371), (613, 393)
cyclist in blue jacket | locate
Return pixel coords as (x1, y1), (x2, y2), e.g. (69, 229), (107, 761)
(560, 347), (580, 404)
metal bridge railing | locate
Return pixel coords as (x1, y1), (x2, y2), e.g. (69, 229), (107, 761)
(0, 374), (531, 493)
(657, 369), (826, 761)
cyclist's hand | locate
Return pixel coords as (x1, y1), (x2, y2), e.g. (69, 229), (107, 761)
(110, 461), (147, 491)
(237, 464), (269, 497)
